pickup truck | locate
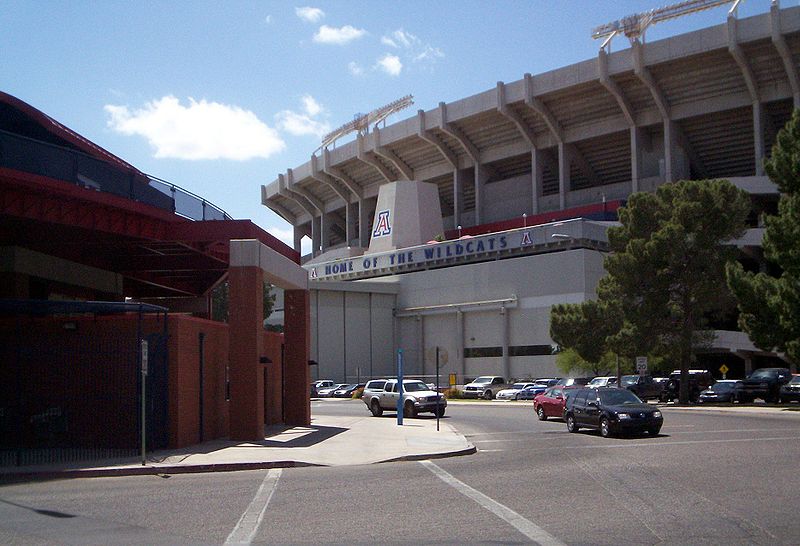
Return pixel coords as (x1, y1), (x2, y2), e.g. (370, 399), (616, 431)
(738, 367), (792, 403)
(361, 379), (446, 418)
(619, 374), (665, 401)
(462, 376), (510, 400)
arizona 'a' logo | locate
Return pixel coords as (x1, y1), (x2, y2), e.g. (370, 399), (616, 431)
(372, 210), (392, 237)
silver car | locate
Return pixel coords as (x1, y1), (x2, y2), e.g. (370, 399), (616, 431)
(362, 379), (446, 418)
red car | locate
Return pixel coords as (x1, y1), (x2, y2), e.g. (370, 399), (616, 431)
(533, 386), (576, 421)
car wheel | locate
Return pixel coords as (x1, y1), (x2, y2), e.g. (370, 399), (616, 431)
(648, 426), (661, 436)
(600, 417), (611, 438)
(370, 400), (383, 417)
(566, 414), (579, 433)
(536, 405), (547, 421)
(403, 400), (417, 418)
(483, 390), (493, 400)
(435, 406), (446, 418)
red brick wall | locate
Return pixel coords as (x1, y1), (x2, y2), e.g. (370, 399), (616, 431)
(1, 313), (288, 450)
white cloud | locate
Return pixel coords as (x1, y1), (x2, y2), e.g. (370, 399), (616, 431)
(313, 25), (366, 45)
(264, 14), (273, 24)
(376, 54), (402, 76)
(414, 46), (445, 63)
(295, 6), (324, 23)
(105, 96), (284, 161)
(379, 28), (444, 67)
(275, 94), (330, 138)
(348, 61), (364, 76)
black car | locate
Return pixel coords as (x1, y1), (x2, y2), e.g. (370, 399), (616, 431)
(564, 387), (663, 438)
(663, 369), (714, 403)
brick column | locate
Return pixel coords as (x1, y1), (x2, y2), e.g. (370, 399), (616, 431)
(228, 266), (265, 440)
(283, 289), (311, 425)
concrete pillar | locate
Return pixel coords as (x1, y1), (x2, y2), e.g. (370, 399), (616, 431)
(417, 315), (425, 377)
(664, 120), (677, 183)
(320, 212), (331, 253)
(311, 216), (321, 257)
(284, 289), (311, 426)
(228, 265), (265, 441)
(753, 102), (765, 176)
(630, 126), (644, 193)
(346, 201), (356, 247)
(531, 148), (543, 214)
(292, 227), (303, 255)
(558, 142), (568, 210)
(474, 165), (487, 225)
(454, 168), (468, 228)
(358, 199), (370, 247)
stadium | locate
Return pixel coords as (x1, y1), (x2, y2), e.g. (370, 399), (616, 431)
(263, 2), (799, 384)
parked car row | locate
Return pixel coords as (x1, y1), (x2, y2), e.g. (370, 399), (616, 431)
(310, 380), (365, 398)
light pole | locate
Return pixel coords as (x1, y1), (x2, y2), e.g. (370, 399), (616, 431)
(523, 213), (527, 228)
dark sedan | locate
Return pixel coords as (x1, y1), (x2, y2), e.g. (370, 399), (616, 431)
(332, 383), (365, 398)
(698, 380), (742, 403)
(564, 387), (663, 438)
(779, 374), (800, 403)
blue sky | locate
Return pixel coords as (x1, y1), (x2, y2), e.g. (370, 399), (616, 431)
(1, 1), (774, 252)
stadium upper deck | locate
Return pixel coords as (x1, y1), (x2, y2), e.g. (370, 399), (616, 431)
(263, 4), (798, 258)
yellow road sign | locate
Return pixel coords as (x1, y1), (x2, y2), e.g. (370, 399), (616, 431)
(719, 364), (729, 375)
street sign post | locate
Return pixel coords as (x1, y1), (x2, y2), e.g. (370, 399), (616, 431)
(636, 356), (648, 375)
(396, 349), (404, 426)
(719, 364), (729, 379)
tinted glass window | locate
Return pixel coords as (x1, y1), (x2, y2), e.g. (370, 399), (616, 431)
(574, 391), (588, 407)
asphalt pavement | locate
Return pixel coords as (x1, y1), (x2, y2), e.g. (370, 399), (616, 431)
(2, 398), (795, 483)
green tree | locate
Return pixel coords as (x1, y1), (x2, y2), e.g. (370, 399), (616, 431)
(727, 110), (800, 364)
(604, 179), (750, 402)
(550, 299), (620, 365)
(555, 348), (615, 377)
(549, 179), (750, 402)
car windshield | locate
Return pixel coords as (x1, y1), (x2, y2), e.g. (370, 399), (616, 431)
(588, 378), (606, 385)
(472, 377), (492, 384)
(598, 389), (641, 405)
(403, 382), (430, 392)
(512, 383), (528, 389)
(711, 382), (735, 391)
(791, 376), (800, 385)
(749, 369), (775, 379)
(620, 375), (639, 386)
(534, 380), (550, 387)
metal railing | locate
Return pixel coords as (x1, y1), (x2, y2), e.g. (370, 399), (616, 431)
(0, 129), (232, 222)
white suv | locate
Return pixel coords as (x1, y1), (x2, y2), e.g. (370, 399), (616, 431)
(361, 379), (446, 418)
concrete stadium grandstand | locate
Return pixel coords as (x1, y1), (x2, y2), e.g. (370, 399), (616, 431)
(263, 1), (798, 384)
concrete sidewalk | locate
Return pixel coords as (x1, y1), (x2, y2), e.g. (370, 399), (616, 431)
(0, 414), (474, 483)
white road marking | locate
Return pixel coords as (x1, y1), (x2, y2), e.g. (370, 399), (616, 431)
(224, 468), (282, 545)
(420, 460), (565, 546)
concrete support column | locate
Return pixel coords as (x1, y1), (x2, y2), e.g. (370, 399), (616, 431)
(456, 310), (465, 380)
(753, 102), (765, 176)
(474, 165), (487, 225)
(630, 126), (644, 193)
(454, 168), (468, 228)
(320, 212), (330, 253)
(284, 289), (311, 426)
(664, 119), (677, 183)
(358, 199), (370, 247)
(310, 216), (321, 257)
(228, 265), (265, 441)
(501, 306), (510, 381)
(558, 142), (569, 210)
(346, 202), (356, 246)
(292, 227), (303, 255)
(417, 315), (425, 377)
(531, 148), (543, 214)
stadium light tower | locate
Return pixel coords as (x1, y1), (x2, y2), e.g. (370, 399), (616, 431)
(319, 95), (414, 151)
(592, 0), (740, 49)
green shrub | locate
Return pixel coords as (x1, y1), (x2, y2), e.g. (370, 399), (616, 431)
(443, 387), (463, 399)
